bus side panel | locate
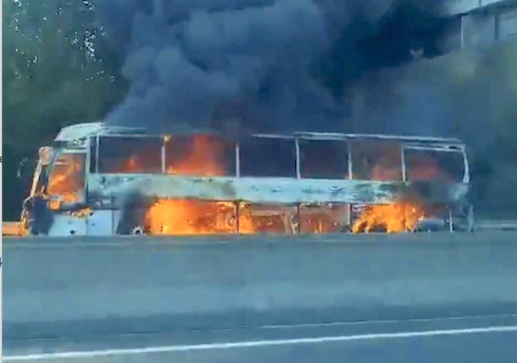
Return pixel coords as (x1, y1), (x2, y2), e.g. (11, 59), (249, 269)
(47, 214), (87, 236)
(86, 210), (119, 236)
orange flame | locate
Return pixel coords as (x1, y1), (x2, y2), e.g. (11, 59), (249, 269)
(124, 156), (144, 173)
(166, 135), (226, 176)
(145, 199), (294, 235)
(237, 203), (294, 234)
(48, 167), (78, 195)
(352, 203), (425, 233)
(146, 200), (237, 235)
(146, 135), (235, 234)
(145, 137), (431, 235)
(47, 154), (84, 204)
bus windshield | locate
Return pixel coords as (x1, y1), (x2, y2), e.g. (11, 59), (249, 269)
(47, 153), (85, 202)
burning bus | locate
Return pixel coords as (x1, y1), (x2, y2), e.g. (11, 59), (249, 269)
(19, 122), (475, 236)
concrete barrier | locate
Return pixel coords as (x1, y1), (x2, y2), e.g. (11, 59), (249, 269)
(476, 220), (517, 231)
(4, 232), (517, 341)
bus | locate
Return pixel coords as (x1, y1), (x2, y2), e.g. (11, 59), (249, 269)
(20, 122), (474, 236)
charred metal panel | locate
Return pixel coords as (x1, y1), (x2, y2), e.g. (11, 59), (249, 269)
(87, 174), (469, 206)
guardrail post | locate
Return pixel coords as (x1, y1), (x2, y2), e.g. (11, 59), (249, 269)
(448, 207), (454, 233)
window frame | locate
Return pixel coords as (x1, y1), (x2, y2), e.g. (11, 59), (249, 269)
(402, 145), (469, 183)
(46, 151), (87, 202)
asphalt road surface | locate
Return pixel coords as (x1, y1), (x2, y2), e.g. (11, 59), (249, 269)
(4, 314), (517, 362)
(4, 232), (517, 362)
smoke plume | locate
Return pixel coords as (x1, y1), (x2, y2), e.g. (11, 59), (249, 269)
(96, 0), (517, 216)
(97, 0), (412, 134)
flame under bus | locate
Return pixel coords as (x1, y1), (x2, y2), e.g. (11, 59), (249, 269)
(20, 123), (474, 236)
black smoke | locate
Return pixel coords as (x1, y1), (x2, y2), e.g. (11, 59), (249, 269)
(96, 0), (447, 134)
(99, 0), (332, 133)
(322, 0), (448, 99)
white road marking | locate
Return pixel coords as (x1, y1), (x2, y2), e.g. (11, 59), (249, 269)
(258, 313), (517, 330)
(4, 325), (517, 361)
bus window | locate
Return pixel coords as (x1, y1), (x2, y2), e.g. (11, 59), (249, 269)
(405, 149), (465, 183)
(47, 153), (85, 199)
(351, 140), (403, 181)
(240, 137), (296, 177)
(97, 137), (162, 174)
(299, 139), (349, 179)
(165, 134), (236, 176)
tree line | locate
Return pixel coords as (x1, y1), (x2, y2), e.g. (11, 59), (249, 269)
(3, 0), (127, 220)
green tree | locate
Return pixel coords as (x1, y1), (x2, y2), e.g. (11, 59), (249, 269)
(2, 0), (128, 220)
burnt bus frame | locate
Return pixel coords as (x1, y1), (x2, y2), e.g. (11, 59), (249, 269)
(83, 132), (471, 234)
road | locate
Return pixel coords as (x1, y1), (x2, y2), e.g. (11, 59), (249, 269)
(4, 232), (517, 362)
(4, 314), (517, 362)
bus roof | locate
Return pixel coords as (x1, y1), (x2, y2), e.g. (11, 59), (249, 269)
(54, 122), (465, 146)
(54, 122), (148, 142)
(293, 132), (464, 144)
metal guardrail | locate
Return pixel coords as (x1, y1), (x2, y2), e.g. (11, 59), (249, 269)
(475, 220), (517, 231)
(2, 222), (20, 236)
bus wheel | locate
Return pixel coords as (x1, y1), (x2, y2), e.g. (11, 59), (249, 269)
(132, 226), (143, 235)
